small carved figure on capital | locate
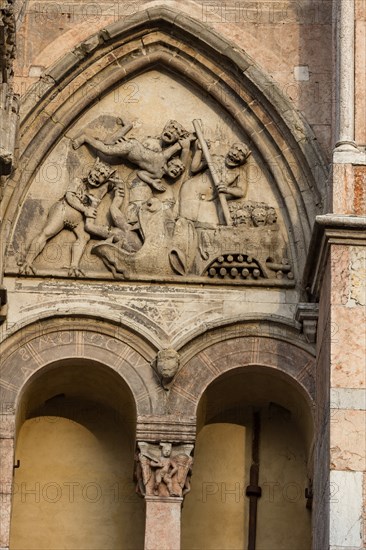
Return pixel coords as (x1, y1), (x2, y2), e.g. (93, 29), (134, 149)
(135, 441), (193, 498)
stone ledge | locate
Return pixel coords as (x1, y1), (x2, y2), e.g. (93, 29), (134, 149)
(144, 495), (183, 504)
(333, 148), (366, 165)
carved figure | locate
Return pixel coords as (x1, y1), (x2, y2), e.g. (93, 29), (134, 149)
(150, 443), (178, 496)
(1, 0), (19, 174)
(72, 119), (192, 193)
(19, 158), (119, 277)
(180, 139), (251, 227)
(191, 199), (294, 280)
(155, 348), (180, 389)
(15, 116), (294, 284)
(229, 203), (252, 226)
(251, 206), (267, 227)
(136, 442), (194, 498)
(135, 451), (155, 497)
(174, 453), (194, 496)
(92, 197), (198, 279)
(0, 0), (16, 84)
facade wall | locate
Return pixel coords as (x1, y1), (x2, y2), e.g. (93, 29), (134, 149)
(1, 1), (365, 549)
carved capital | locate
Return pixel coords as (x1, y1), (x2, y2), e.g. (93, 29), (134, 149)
(135, 441), (194, 499)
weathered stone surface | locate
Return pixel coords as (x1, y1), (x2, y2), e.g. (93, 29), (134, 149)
(0, 415), (15, 439)
(0, 493), (11, 547)
(330, 409), (366, 471)
(329, 470), (363, 548)
(331, 305), (366, 389)
(0, 439), (14, 485)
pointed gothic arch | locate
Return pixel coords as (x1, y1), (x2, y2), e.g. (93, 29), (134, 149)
(1, 5), (327, 280)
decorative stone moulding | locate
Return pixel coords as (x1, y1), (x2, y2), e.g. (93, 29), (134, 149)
(0, 0), (16, 87)
(0, 0), (19, 175)
(0, 317), (315, 419)
(1, 6), (327, 287)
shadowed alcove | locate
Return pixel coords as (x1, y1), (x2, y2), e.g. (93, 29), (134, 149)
(181, 366), (313, 550)
(10, 359), (145, 550)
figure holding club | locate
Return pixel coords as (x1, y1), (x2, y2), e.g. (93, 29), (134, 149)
(179, 119), (251, 227)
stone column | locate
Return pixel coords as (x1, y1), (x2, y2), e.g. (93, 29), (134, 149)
(144, 496), (183, 550)
(334, 0), (358, 152)
(0, 412), (16, 550)
(135, 440), (194, 550)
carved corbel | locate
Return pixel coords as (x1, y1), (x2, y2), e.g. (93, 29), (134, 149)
(295, 303), (319, 344)
(152, 348), (180, 390)
(135, 441), (194, 499)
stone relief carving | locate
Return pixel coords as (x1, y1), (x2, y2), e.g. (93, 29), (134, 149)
(152, 348), (180, 390)
(18, 158), (121, 277)
(16, 116), (294, 284)
(135, 441), (193, 498)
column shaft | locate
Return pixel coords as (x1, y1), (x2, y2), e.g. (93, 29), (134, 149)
(144, 496), (183, 550)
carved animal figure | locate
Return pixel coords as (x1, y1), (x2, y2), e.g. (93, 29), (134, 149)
(92, 197), (198, 279)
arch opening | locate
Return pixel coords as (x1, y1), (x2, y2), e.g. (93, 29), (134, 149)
(10, 359), (145, 550)
(182, 366), (313, 550)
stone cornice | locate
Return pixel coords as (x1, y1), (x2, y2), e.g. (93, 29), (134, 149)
(304, 214), (366, 300)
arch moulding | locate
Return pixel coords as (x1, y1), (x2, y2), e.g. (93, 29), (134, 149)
(0, 316), (315, 441)
(0, 317), (161, 418)
(169, 330), (315, 419)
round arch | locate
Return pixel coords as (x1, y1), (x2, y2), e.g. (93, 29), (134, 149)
(177, 325), (315, 550)
(0, 316), (163, 417)
(168, 327), (315, 419)
(1, 5), (327, 279)
(9, 349), (147, 550)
